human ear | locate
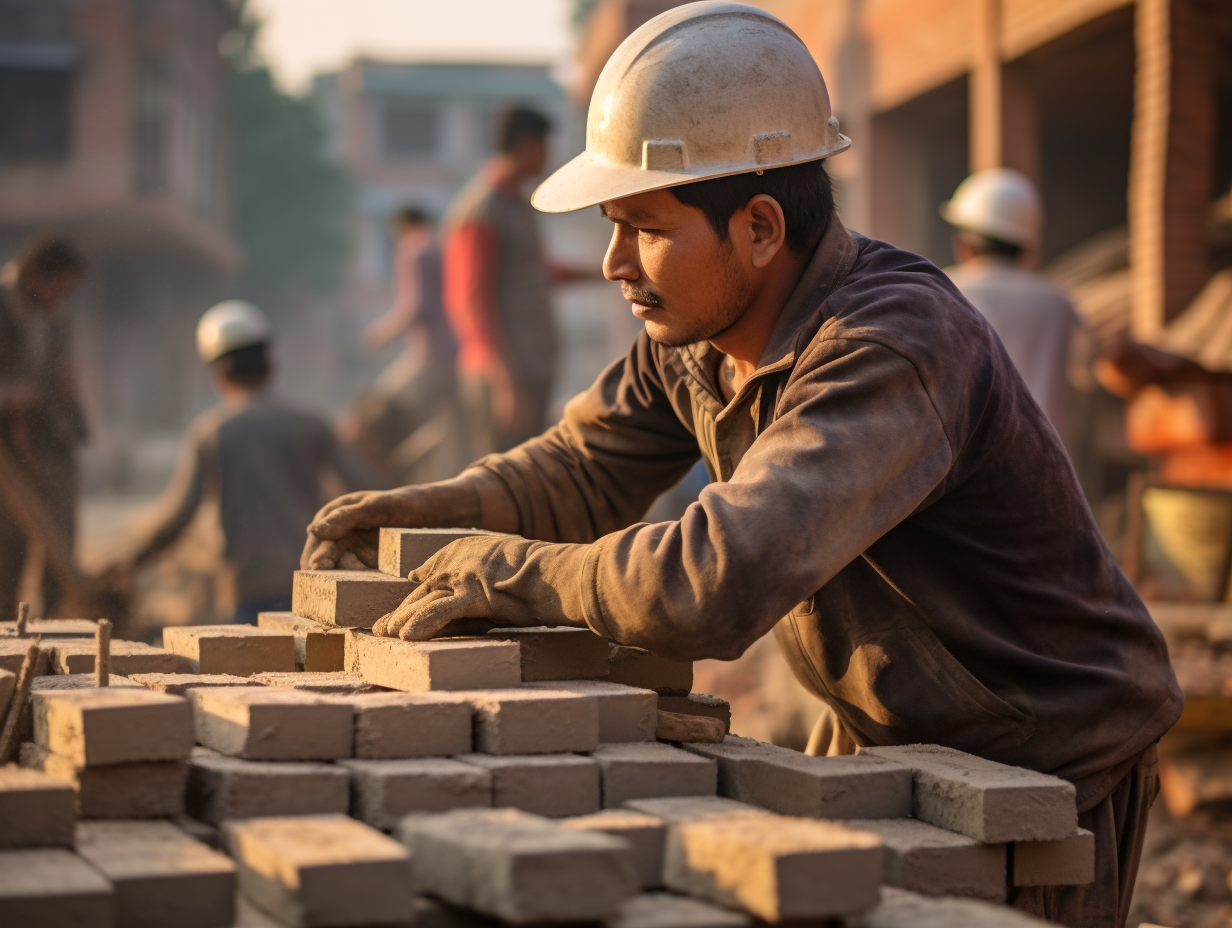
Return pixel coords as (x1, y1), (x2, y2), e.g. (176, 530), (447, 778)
(744, 194), (788, 269)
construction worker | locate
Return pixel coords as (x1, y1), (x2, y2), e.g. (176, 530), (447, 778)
(943, 169), (1078, 440)
(302, 6), (1179, 926)
(113, 301), (370, 623)
(0, 234), (87, 621)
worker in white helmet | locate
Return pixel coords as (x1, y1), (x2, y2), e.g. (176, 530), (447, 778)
(943, 169), (1079, 440)
(106, 300), (370, 623)
(302, 6), (1177, 924)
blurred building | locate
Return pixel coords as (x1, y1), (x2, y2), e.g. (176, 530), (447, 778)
(313, 60), (568, 323)
(0, 0), (239, 487)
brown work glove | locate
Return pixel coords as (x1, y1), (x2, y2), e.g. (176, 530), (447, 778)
(372, 534), (591, 640)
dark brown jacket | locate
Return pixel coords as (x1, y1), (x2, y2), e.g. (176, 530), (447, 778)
(478, 217), (1182, 808)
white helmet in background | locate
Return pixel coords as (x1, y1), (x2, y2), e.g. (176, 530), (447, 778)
(941, 168), (1041, 248)
(196, 300), (272, 363)
(531, 1), (850, 213)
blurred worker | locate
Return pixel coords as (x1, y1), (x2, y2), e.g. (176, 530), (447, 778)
(944, 169), (1078, 439)
(0, 234), (87, 621)
(442, 106), (591, 457)
(305, 7), (1178, 926)
(113, 301), (370, 623)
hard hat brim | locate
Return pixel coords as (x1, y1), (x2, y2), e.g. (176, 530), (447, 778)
(939, 200), (1031, 247)
(531, 136), (852, 214)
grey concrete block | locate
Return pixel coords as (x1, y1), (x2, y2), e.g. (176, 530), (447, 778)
(257, 613), (346, 672)
(441, 688), (599, 754)
(455, 753), (600, 817)
(846, 818), (1006, 901)
(21, 742), (187, 820)
(292, 569), (413, 628)
(33, 688), (193, 766)
(1012, 828), (1095, 886)
(591, 742), (717, 808)
(378, 527), (501, 578)
(0, 848), (114, 927)
(561, 810), (666, 889)
(189, 686), (353, 760)
(849, 886), (1056, 927)
(623, 795), (761, 823)
(524, 680), (657, 742)
(341, 757), (492, 829)
(606, 893), (751, 928)
(345, 631), (521, 692)
(187, 748), (350, 825)
(606, 645), (692, 695)
(0, 766), (75, 848)
(163, 626), (296, 677)
(49, 640), (194, 676)
(485, 626), (611, 681)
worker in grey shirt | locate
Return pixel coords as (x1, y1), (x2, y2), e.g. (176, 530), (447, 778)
(112, 301), (371, 623)
(944, 169), (1078, 440)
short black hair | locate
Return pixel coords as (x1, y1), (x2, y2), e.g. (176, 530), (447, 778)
(211, 343), (271, 389)
(955, 229), (1023, 260)
(497, 107), (551, 153)
(668, 160), (835, 254)
(17, 234), (85, 280)
(394, 205), (433, 228)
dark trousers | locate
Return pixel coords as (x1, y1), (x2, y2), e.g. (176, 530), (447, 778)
(1010, 744), (1160, 928)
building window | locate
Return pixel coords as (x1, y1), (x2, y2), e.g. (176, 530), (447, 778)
(383, 103), (439, 160)
(133, 59), (169, 194)
(0, 68), (71, 162)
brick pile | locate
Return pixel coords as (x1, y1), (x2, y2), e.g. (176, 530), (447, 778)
(0, 530), (1085, 927)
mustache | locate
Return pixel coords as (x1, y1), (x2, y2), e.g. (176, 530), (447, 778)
(622, 284), (664, 307)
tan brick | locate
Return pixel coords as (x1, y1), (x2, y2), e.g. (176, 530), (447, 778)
(33, 688), (193, 766)
(128, 673), (262, 697)
(455, 753), (600, 817)
(49, 640), (194, 675)
(187, 748), (349, 825)
(1012, 828), (1095, 887)
(0, 637), (57, 674)
(341, 757), (492, 829)
(862, 745), (1078, 842)
(607, 645), (691, 695)
(0, 666), (14, 720)
(657, 694), (730, 730)
(485, 626), (611, 681)
(174, 815), (221, 850)
(378, 527), (501, 578)
(441, 688), (600, 754)
(664, 814), (884, 921)
(397, 808), (638, 924)
(0, 618), (100, 638)
(331, 691), (472, 758)
(0, 766), (75, 848)
(292, 569), (413, 628)
(75, 820), (236, 928)
(623, 795), (761, 823)
(257, 612), (346, 671)
(17, 674), (140, 736)
(189, 686), (354, 760)
(21, 742), (187, 820)
(846, 818), (1006, 901)
(849, 886), (1054, 927)
(657, 710), (725, 744)
(345, 631), (521, 692)
(684, 736), (913, 818)
(0, 848), (114, 927)
(525, 680), (657, 741)
(411, 895), (501, 928)
(562, 810), (666, 889)
(250, 671), (386, 695)
(607, 892), (751, 928)
(225, 814), (415, 928)
(591, 742), (717, 808)
(163, 626), (296, 677)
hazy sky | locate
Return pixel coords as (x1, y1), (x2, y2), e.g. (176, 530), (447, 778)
(249, 0), (575, 90)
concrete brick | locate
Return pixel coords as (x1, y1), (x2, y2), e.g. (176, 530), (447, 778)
(846, 818), (1006, 901)
(657, 711), (726, 744)
(1, 618), (100, 638)
(49, 640), (195, 676)
(378, 527), (501, 578)
(623, 795), (762, 823)
(862, 744), (1078, 842)
(0, 636), (56, 674)
(442, 688), (600, 754)
(397, 808), (638, 924)
(128, 673), (261, 697)
(341, 758), (492, 829)
(657, 694), (731, 730)
(250, 671), (386, 695)
(684, 735), (914, 819)
(591, 742), (717, 808)
(232, 896), (285, 928)
(257, 612), (346, 671)
(291, 569), (413, 628)
(189, 686), (354, 760)
(0, 666), (14, 720)
(850, 886), (1055, 927)
(0, 848), (114, 927)
(664, 814), (884, 921)
(411, 895), (500, 928)
(561, 810), (666, 889)
(225, 814), (414, 928)
(485, 626), (611, 681)
(0, 766), (75, 848)
(455, 753), (600, 817)
(32, 673), (139, 691)
(174, 815), (222, 850)
(33, 688), (194, 766)
(606, 645), (692, 695)
(1012, 828), (1095, 887)
(75, 820), (236, 928)
(187, 748), (350, 825)
(607, 893), (751, 928)
(333, 691), (472, 758)
(21, 742), (187, 820)
(163, 626), (296, 677)
(525, 679), (657, 741)
(345, 631), (521, 692)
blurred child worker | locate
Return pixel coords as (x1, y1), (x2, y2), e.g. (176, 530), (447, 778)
(115, 301), (370, 623)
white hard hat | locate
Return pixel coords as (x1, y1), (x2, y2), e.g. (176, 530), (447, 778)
(531, 1), (850, 213)
(941, 168), (1041, 247)
(196, 300), (272, 363)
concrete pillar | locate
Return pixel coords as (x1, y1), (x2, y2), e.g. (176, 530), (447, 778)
(969, 0), (1002, 172)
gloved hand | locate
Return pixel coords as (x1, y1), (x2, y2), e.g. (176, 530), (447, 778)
(372, 534), (591, 640)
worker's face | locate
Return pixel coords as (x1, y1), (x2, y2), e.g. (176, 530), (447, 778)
(601, 190), (756, 347)
(19, 269), (81, 309)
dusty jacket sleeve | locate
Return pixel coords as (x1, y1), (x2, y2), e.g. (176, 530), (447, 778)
(573, 339), (954, 660)
(131, 424), (211, 566)
(478, 332), (702, 543)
